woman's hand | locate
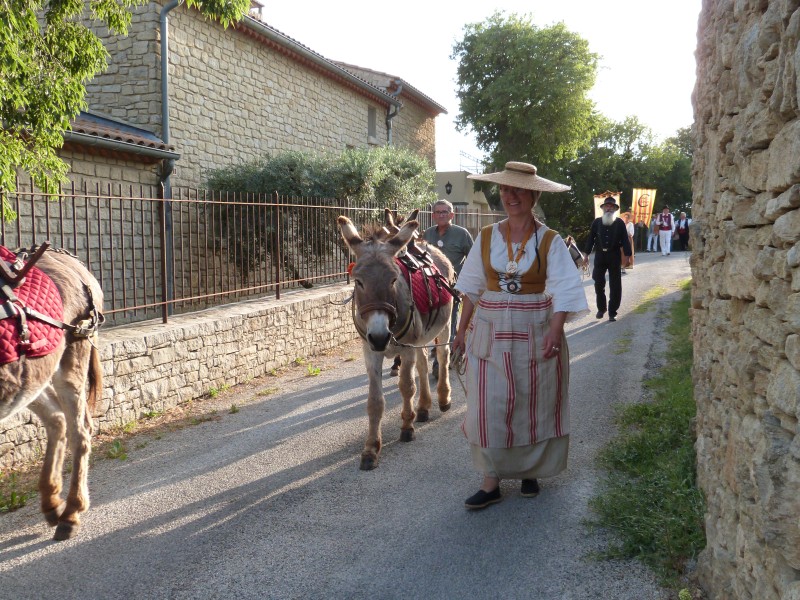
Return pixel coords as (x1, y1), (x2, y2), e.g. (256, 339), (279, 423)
(542, 311), (567, 360)
(451, 330), (466, 356)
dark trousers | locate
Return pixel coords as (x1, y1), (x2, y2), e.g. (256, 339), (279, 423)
(592, 251), (623, 316)
(677, 232), (689, 251)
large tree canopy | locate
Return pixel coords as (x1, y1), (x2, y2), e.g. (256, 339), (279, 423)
(452, 12), (600, 169)
(0, 0), (248, 198)
(541, 118), (693, 242)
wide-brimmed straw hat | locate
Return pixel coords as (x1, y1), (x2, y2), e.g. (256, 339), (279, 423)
(468, 161), (570, 193)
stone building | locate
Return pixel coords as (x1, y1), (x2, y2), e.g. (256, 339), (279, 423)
(692, 1), (800, 598)
(74, 2), (446, 191)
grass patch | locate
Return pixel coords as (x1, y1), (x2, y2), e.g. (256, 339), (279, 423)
(256, 387), (279, 397)
(306, 364), (321, 377)
(613, 330), (633, 354)
(632, 285), (669, 314)
(588, 279), (704, 586)
(0, 470), (36, 512)
(105, 440), (128, 460)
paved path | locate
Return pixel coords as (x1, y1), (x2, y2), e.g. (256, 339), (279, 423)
(0, 251), (692, 600)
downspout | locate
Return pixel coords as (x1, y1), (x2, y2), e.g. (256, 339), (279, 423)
(160, 0), (180, 316)
(386, 79), (403, 145)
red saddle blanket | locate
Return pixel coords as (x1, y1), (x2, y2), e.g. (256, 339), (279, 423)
(0, 246), (64, 365)
(396, 258), (452, 314)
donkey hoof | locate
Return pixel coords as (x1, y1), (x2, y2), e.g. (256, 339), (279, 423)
(415, 409), (429, 422)
(44, 503), (66, 527)
(439, 402), (452, 413)
(53, 521), (80, 541)
(360, 455), (379, 471)
(399, 429), (415, 442)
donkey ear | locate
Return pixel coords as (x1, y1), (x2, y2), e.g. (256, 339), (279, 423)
(384, 208), (396, 229)
(338, 216), (363, 250)
(387, 220), (419, 253)
(405, 209), (419, 223)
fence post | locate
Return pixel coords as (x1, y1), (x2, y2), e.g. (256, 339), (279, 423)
(159, 196), (170, 323)
(274, 191), (281, 300)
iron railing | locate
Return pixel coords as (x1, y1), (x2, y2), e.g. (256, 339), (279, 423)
(1, 177), (502, 326)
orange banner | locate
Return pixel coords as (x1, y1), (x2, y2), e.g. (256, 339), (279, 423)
(593, 191), (621, 220)
(630, 188), (657, 226)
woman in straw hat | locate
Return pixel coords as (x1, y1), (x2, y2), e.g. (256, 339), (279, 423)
(452, 161), (589, 509)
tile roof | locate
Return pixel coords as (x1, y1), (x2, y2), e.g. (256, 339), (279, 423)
(69, 113), (174, 152)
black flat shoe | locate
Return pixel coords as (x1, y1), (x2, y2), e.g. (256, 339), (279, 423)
(596, 310), (605, 319)
(609, 315), (617, 322)
(464, 487), (502, 510)
(521, 479), (540, 497)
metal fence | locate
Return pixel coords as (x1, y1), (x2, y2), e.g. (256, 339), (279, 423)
(1, 178), (501, 326)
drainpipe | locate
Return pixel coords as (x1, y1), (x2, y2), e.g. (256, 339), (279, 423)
(386, 79), (403, 145)
(160, 0), (179, 315)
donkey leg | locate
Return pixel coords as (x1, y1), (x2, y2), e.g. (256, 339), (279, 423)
(414, 346), (433, 422)
(436, 341), (452, 412)
(29, 387), (68, 526)
(50, 345), (93, 540)
(361, 348), (385, 470)
(397, 355), (417, 441)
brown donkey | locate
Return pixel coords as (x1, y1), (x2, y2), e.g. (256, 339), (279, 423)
(338, 215), (453, 470)
(0, 248), (104, 540)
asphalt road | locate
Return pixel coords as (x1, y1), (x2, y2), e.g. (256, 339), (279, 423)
(0, 250), (692, 600)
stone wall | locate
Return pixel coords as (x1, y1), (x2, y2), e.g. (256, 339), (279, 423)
(82, 2), (437, 188)
(59, 148), (162, 190)
(0, 285), (357, 468)
(692, 1), (800, 598)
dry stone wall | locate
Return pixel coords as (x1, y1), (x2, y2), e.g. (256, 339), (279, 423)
(692, 1), (800, 598)
(0, 285), (357, 468)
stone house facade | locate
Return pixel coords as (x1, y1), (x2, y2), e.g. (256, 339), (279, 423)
(76, 2), (446, 190)
(692, 1), (800, 598)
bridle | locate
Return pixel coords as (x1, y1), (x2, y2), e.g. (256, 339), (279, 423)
(352, 295), (414, 344)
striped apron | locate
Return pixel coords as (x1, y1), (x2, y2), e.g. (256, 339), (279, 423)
(461, 226), (570, 478)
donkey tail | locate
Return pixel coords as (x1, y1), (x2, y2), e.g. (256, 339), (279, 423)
(85, 345), (103, 433)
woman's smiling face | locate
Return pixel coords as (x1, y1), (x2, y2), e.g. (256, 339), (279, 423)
(499, 185), (535, 216)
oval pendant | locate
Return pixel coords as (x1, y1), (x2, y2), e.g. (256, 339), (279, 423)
(437, 240), (444, 247)
(505, 260), (518, 274)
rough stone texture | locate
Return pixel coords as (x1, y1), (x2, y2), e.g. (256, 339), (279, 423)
(82, 3), (438, 187)
(693, 1), (800, 598)
(0, 285), (357, 468)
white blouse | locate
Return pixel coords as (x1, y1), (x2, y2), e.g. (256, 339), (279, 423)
(455, 223), (590, 320)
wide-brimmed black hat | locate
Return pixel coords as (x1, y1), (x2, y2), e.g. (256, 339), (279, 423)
(599, 196), (619, 209)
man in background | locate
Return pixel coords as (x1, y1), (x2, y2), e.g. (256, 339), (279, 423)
(423, 200), (473, 377)
(390, 199), (473, 377)
(675, 212), (690, 251)
(584, 197), (632, 322)
(647, 215), (659, 252)
(655, 206), (675, 256)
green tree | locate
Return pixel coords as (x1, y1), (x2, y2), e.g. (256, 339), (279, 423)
(451, 11), (600, 169)
(542, 117), (692, 243)
(0, 0), (247, 200)
(651, 127), (693, 215)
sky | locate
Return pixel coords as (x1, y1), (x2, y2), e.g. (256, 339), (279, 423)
(260, 0), (702, 172)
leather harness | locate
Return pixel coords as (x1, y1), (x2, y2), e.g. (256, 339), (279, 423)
(353, 239), (457, 345)
(0, 242), (104, 350)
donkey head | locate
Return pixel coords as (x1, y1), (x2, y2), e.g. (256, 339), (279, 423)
(338, 215), (418, 351)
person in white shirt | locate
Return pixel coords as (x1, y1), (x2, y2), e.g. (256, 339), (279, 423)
(452, 161), (589, 510)
(675, 212), (690, 251)
(655, 206), (675, 256)
(647, 216), (659, 252)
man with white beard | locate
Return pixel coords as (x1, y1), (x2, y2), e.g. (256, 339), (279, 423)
(583, 197), (632, 322)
